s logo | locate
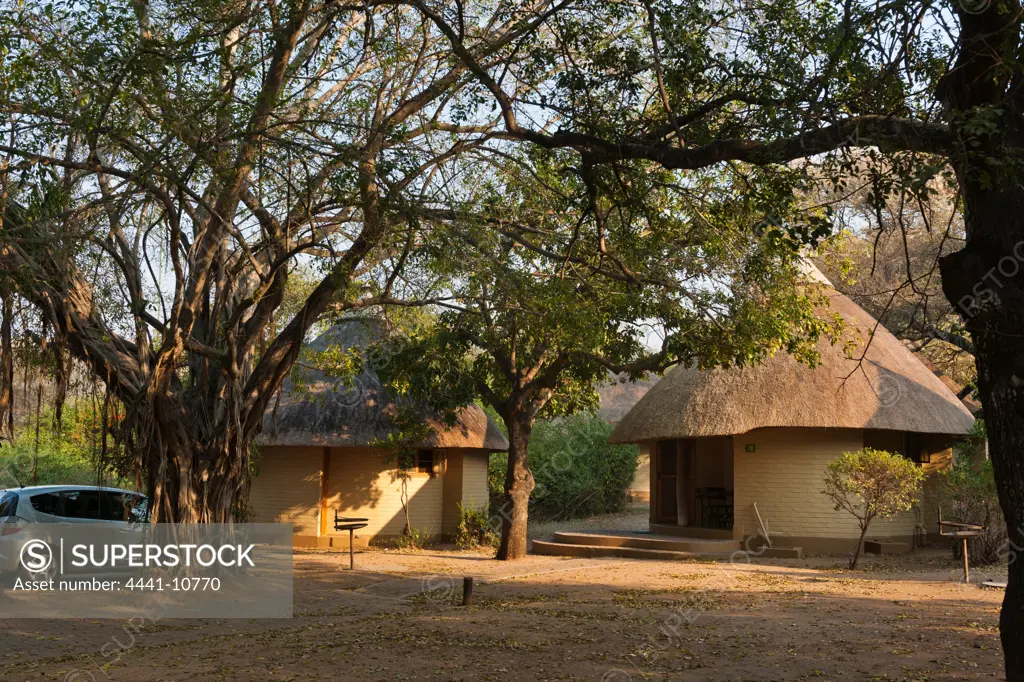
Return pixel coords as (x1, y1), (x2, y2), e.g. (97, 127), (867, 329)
(20, 539), (53, 574)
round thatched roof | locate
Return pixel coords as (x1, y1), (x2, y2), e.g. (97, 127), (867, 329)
(609, 287), (975, 444)
(257, 320), (508, 450)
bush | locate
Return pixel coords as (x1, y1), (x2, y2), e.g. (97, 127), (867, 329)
(822, 447), (924, 569)
(383, 527), (432, 550)
(0, 406), (130, 488)
(943, 420), (1005, 565)
(489, 413), (640, 523)
(455, 504), (498, 549)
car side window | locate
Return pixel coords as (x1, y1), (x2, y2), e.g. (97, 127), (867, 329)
(30, 492), (61, 516)
(102, 492), (146, 522)
(60, 490), (104, 520)
(129, 497), (149, 523)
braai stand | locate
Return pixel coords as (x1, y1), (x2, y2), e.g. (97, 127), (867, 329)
(334, 511), (369, 570)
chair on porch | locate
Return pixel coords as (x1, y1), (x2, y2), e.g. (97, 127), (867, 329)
(697, 487), (733, 529)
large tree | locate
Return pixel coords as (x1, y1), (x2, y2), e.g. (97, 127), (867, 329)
(813, 178), (976, 390)
(375, 149), (835, 559)
(0, 0), (553, 521)
(397, 0), (1024, 671)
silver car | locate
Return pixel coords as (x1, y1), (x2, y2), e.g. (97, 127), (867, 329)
(0, 485), (148, 579)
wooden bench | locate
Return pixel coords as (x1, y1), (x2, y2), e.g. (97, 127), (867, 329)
(938, 507), (984, 583)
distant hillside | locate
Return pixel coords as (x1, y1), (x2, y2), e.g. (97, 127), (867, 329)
(597, 374), (660, 423)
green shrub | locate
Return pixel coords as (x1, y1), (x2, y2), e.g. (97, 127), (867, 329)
(0, 406), (130, 489)
(489, 413), (640, 523)
(487, 451), (507, 508)
(944, 420), (1005, 565)
(455, 504), (498, 549)
(384, 527), (432, 550)
(822, 447), (924, 569)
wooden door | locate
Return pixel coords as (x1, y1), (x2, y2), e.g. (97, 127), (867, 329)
(656, 441), (678, 522)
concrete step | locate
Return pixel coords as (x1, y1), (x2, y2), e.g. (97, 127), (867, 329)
(532, 540), (709, 560)
(757, 546), (802, 559)
(532, 536), (741, 557)
(648, 523), (734, 540)
(551, 531), (740, 554)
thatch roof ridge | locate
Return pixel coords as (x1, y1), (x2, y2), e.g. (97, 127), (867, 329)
(257, 319), (508, 450)
(609, 287), (974, 444)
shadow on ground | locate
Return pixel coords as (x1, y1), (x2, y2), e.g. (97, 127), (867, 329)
(0, 547), (1004, 682)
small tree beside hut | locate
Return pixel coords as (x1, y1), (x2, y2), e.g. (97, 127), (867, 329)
(822, 448), (925, 569)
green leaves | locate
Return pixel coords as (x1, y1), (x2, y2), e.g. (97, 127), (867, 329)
(822, 447), (925, 524)
(516, 413), (640, 522)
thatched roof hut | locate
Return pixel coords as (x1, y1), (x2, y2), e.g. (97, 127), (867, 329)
(610, 287), (974, 445)
(257, 320), (508, 451)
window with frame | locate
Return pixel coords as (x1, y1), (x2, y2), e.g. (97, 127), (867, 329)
(415, 450), (434, 475)
(903, 432), (931, 464)
(864, 430), (929, 464)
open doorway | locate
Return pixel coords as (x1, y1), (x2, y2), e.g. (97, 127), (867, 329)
(652, 437), (733, 530)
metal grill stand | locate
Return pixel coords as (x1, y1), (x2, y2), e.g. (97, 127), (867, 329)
(334, 511), (369, 570)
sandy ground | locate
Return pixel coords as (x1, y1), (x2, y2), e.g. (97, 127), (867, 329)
(0, 541), (1008, 682)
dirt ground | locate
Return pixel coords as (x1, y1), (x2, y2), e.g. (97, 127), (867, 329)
(0, 540), (1008, 682)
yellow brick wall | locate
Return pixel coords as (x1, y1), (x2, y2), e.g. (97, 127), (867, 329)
(325, 447), (444, 539)
(732, 428), (918, 541)
(461, 451), (490, 511)
(441, 450), (464, 537)
(439, 450), (491, 537)
(249, 446), (322, 535)
(251, 446), (496, 542)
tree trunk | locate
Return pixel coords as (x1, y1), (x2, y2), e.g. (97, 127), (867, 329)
(132, 372), (253, 524)
(401, 476), (412, 536)
(496, 414), (535, 560)
(144, 434), (249, 524)
(954, 308), (1024, 679)
(51, 342), (70, 433)
(849, 522), (870, 570)
(940, 156), (1024, 679)
(31, 334), (44, 485)
(0, 286), (12, 443)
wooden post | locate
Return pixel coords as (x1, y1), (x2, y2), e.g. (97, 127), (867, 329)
(319, 447), (331, 538)
(462, 577), (474, 606)
(649, 442), (658, 526)
(962, 538), (970, 583)
(349, 528), (355, 571)
(675, 441), (687, 527)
